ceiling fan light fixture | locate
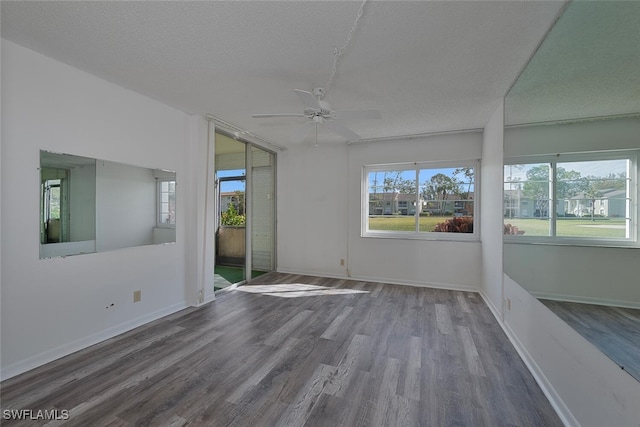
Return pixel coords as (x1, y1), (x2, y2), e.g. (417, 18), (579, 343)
(251, 0), (377, 145)
(253, 88), (379, 144)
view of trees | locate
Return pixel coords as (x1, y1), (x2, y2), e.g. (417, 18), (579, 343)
(232, 190), (245, 215)
(518, 165), (626, 220)
(220, 190), (246, 226)
(369, 171), (416, 215)
(370, 171), (416, 195)
(370, 168), (475, 216)
(220, 203), (245, 226)
(421, 168), (474, 214)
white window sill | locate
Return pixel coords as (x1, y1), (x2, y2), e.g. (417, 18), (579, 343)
(362, 231), (479, 243)
(503, 236), (639, 249)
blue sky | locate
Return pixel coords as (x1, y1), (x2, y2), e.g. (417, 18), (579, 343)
(505, 159), (627, 183)
(217, 169), (245, 192)
(368, 167), (475, 193)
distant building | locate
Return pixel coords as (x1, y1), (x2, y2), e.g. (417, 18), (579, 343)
(369, 192), (418, 215)
(423, 192), (474, 216)
(220, 191), (245, 215)
(505, 188), (627, 219)
(369, 192), (474, 216)
(565, 189), (627, 218)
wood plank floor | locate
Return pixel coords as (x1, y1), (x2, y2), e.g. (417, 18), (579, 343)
(1, 273), (562, 426)
(540, 298), (640, 381)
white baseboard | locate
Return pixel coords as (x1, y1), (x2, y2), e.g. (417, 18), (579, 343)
(501, 321), (579, 427)
(351, 273), (479, 292)
(0, 301), (189, 381)
(479, 290), (579, 427)
(531, 292), (640, 310)
(276, 268), (479, 293)
(201, 292), (218, 305)
(191, 291), (218, 307)
(276, 268), (351, 282)
(478, 290), (503, 323)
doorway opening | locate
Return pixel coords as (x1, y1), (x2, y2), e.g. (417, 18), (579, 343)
(214, 133), (276, 292)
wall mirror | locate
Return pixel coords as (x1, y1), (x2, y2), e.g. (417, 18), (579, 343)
(503, 1), (640, 381)
(40, 150), (176, 258)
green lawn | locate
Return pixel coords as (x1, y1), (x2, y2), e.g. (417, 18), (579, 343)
(369, 216), (459, 232)
(369, 215), (627, 238)
(503, 218), (626, 238)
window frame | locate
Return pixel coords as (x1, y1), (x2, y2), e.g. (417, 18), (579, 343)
(362, 160), (480, 241)
(156, 178), (176, 229)
(504, 150), (639, 247)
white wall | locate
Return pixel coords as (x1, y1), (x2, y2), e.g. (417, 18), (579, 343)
(278, 133), (483, 290)
(0, 18), (3, 351)
(277, 143), (350, 278)
(503, 275), (640, 427)
(1, 39), (190, 379)
(183, 116), (215, 306)
(480, 101), (504, 316)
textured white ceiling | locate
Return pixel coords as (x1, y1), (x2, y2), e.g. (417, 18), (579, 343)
(2, 1), (567, 147)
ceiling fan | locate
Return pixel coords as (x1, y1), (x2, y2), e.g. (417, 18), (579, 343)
(252, 87), (381, 143)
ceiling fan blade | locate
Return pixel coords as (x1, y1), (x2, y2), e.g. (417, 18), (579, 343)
(324, 119), (361, 142)
(294, 89), (321, 110)
(252, 113), (305, 118)
(291, 122), (314, 143)
(332, 109), (382, 120)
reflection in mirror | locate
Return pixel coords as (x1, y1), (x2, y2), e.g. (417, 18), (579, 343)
(39, 151), (176, 258)
(503, 1), (640, 381)
(40, 151), (97, 258)
(505, 2), (640, 125)
(504, 156), (632, 240)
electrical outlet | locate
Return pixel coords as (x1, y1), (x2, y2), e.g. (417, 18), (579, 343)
(340, 258), (345, 266)
(133, 290), (141, 303)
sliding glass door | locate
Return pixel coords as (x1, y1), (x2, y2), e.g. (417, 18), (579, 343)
(214, 132), (276, 292)
(250, 145), (276, 276)
(214, 134), (246, 291)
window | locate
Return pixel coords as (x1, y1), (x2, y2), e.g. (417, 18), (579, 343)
(504, 151), (638, 244)
(363, 161), (478, 240)
(41, 178), (64, 243)
(44, 179), (61, 221)
(157, 179), (176, 227)
(40, 167), (70, 244)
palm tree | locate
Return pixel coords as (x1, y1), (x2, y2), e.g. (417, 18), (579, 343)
(423, 173), (460, 215)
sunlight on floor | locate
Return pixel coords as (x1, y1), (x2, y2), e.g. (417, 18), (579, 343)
(237, 283), (369, 298)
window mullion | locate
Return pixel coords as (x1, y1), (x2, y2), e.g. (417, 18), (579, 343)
(549, 162), (556, 237)
(414, 168), (420, 233)
(630, 155), (637, 241)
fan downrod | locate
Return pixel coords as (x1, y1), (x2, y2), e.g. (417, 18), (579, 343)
(312, 87), (326, 99)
